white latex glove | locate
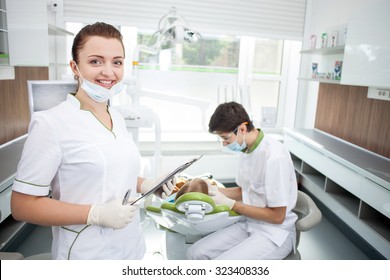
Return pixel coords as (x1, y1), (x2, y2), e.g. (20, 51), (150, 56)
(141, 174), (176, 199)
(207, 182), (219, 192)
(87, 198), (139, 229)
(209, 189), (236, 209)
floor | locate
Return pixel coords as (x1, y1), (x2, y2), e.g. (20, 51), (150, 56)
(14, 209), (370, 260)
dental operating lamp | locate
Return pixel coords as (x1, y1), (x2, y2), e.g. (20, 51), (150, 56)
(117, 7), (203, 179)
(127, 6), (203, 104)
(150, 6), (202, 49)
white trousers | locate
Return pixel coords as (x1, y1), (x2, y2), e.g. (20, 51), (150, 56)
(186, 222), (293, 260)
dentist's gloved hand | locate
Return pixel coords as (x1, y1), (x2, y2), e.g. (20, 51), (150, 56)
(209, 189), (236, 209)
(87, 198), (139, 229)
(141, 174), (176, 199)
(207, 182), (219, 193)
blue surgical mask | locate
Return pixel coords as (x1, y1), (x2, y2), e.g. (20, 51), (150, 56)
(75, 64), (124, 103)
(224, 128), (247, 153)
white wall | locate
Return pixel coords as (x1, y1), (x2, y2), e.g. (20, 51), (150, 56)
(294, 0), (373, 129)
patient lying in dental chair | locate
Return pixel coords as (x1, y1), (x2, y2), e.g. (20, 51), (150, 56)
(145, 175), (242, 236)
(175, 178), (209, 200)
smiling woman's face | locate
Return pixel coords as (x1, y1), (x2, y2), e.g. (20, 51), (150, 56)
(75, 36), (125, 89)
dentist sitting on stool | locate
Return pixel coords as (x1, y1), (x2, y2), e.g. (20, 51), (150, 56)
(187, 102), (298, 260)
(11, 22), (174, 260)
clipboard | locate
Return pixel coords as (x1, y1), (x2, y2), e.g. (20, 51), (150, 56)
(129, 155), (203, 205)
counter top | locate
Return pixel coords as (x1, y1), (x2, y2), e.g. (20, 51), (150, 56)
(284, 128), (390, 190)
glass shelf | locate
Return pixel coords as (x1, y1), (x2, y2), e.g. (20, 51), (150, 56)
(48, 24), (74, 36)
(297, 77), (341, 84)
(300, 46), (344, 55)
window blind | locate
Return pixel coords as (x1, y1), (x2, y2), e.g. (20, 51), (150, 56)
(63, 0), (306, 40)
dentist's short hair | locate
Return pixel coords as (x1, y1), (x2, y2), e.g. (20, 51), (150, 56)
(209, 102), (254, 134)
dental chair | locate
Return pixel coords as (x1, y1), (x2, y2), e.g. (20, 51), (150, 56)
(144, 173), (243, 259)
(284, 190), (322, 260)
(145, 191), (242, 259)
(145, 192), (242, 237)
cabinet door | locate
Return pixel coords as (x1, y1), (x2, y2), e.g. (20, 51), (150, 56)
(6, 0), (49, 66)
(341, 0), (390, 88)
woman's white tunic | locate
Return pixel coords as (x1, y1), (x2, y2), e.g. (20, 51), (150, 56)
(13, 95), (145, 259)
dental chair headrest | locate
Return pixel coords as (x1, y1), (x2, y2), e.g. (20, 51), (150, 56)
(174, 192), (215, 222)
(175, 192), (215, 213)
(146, 192), (240, 218)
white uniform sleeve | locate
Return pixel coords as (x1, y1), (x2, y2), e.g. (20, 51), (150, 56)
(13, 113), (62, 196)
(265, 155), (290, 207)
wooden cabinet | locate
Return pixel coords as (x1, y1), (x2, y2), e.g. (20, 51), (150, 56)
(284, 128), (390, 259)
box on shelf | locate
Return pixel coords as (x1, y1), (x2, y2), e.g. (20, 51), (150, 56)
(321, 33), (328, 48)
(310, 35), (316, 49)
(312, 62), (318, 78)
(330, 31), (338, 47)
(334, 61), (342, 80)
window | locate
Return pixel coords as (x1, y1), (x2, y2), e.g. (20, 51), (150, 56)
(138, 34), (239, 69)
(132, 33), (240, 135)
(251, 39), (284, 129)
(65, 23), (301, 141)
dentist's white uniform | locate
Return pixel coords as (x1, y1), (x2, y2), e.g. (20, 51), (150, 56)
(187, 133), (298, 259)
(13, 94), (145, 260)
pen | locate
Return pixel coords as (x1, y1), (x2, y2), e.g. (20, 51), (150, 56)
(122, 189), (131, 205)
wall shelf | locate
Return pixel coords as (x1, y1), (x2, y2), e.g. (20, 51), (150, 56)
(300, 46), (345, 55)
(299, 45), (344, 84)
(298, 77), (341, 84)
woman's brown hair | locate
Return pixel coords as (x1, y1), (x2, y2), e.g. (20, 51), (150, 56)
(71, 22), (125, 64)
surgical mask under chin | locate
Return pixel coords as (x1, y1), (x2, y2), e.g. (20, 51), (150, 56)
(81, 79), (124, 103)
(75, 64), (124, 103)
(223, 132), (247, 153)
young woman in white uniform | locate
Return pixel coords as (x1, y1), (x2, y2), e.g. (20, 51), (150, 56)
(187, 102), (298, 260)
(11, 22), (173, 260)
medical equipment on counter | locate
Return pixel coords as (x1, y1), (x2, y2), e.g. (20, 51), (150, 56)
(112, 105), (158, 145)
(112, 104), (162, 178)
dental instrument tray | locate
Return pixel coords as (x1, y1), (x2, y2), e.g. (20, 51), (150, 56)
(130, 155), (203, 205)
